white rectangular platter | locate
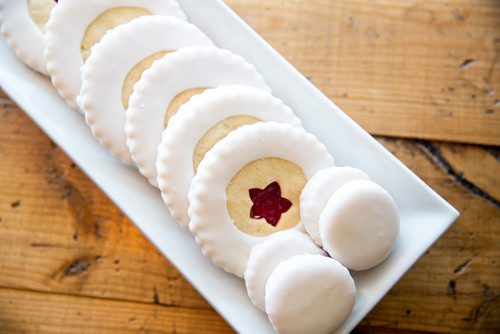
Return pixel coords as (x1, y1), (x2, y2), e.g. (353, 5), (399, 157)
(0, 0), (459, 333)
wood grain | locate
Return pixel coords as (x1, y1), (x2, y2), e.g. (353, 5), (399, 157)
(364, 138), (499, 333)
(226, 0), (500, 145)
(0, 287), (232, 334)
(0, 103), (209, 310)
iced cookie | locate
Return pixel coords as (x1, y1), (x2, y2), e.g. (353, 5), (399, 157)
(156, 85), (301, 228)
(244, 230), (325, 311)
(0, 0), (56, 75)
(300, 167), (369, 246)
(45, 0), (186, 109)
(126, 46), (271, 187)
(319, 179), (399, 271)
(265, 254), (356, 334)
(188, 122), (334, 277)
(79, 16), (212, 165)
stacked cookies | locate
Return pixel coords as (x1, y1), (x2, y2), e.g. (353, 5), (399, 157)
(0, 1), (400, 333)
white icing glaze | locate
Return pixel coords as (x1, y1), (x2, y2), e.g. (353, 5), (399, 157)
(188, 122), (334, 277)
(126, 46), (271, 187)
(265, 254), (356, 334)
(0, 0), (51, 75)
(244, 230), (325, 311)
(319, 179), (400, 271)
(300, 167), (369, 246)
(79, 16), (213, 165)
(156, 85), (302, 228)
(44, 0), (186, 110)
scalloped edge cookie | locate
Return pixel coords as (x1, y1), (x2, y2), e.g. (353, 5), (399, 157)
(156, 85), (302, 228)
(45, 0), (186, 109)
(188, 122), (334, 277)
(0, 0), (54, 75)
(126, 46), (271, 187)
(79, 16), (212, 164)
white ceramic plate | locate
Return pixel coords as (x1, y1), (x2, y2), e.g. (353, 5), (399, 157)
(0, 1), (459, 333)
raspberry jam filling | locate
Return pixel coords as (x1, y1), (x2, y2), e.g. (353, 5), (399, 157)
(249, 181), (292, 227)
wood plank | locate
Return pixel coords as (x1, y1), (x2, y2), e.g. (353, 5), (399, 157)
(0, 104), (210, 310)
(0, 287), (232, 334)
(363, 138), (500, 333)
(226, 0), (500, 145)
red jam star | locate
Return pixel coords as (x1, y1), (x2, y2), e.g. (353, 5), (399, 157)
(249, 181), (292, 227)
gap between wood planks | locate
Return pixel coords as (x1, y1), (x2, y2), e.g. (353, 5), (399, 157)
(0, 285), (207, 311)
(0, 286), (232, 334)
(413, 140), (500, 208)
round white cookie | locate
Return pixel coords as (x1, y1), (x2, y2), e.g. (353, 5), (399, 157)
(45, 0), (186, 110)
(300, 166), (369, 246)
(79, 16), (213, 165)
(156, 85), (302, 228)
(265, 254), (356, 334)
(126, 46), (271, 187)
(0, 0), (56, 75)
(319, 179), (400, 271)
(244, 230), (325, 311)
(188, 122), (334, 277)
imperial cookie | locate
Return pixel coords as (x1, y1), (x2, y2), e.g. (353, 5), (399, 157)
(156, 85), (301, 228)
(44, 0), (186, 109)
(188, 122), (334, 277)
(0, 0), (56, 75)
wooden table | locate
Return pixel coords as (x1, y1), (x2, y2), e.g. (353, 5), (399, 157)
(1, 1), (499, 333)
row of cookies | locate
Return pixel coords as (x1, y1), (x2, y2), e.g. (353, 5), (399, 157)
(161, 117), (397, 332)
(0, 1), (400, 333)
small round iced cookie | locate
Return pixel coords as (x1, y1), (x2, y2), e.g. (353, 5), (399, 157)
(188, 122), (334, 277)
(244, 230), (325, 311)
(265, 254), (356, 334)
(126, 46), (271, 187)
(0, 0), (56, 75)
(300, 166), (369, 246)
(79, 16), (213, 165)
(319, 179), (399, 271)
(156, 85), (302, 228)
(45, 0), (186, 110)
